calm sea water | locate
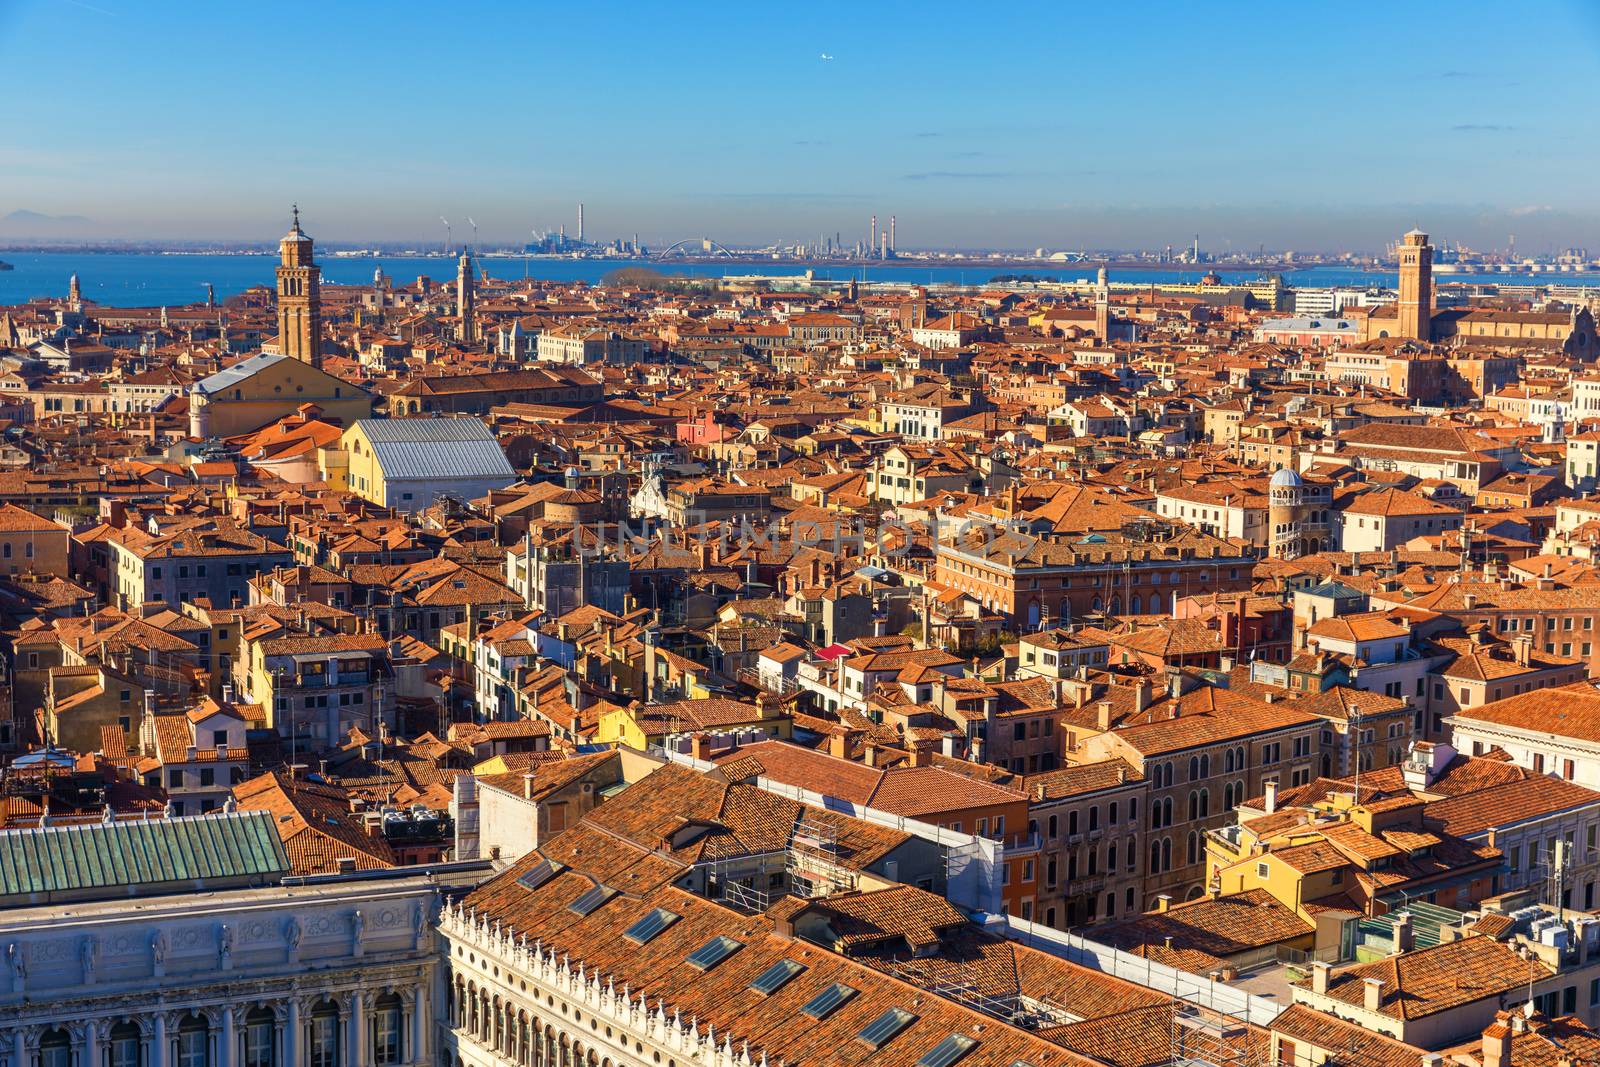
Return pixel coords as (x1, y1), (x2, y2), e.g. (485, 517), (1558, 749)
(2, 251), (1598, 308)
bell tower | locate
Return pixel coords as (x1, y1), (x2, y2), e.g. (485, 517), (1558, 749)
(457, 251), (477, 343)
(1397, 228), (1432, 342)
(1094, 267), (1110, 341)
(276, 205), (322, 367)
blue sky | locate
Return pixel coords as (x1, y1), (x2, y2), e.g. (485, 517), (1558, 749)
(4, 0), (1600, 251)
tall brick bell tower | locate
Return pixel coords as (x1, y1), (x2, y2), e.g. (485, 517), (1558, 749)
(276, 205), (322, 367)
(1397, 228), (1433, 342)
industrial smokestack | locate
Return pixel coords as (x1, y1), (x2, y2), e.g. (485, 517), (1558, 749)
(870, 215), (877, 258)
(889, 215), (896, 254)
(577, 203), (584, 243)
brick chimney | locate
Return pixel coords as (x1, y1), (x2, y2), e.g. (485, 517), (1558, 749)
(690, 733), (712, 761)
(1096, 700), (1114, 731)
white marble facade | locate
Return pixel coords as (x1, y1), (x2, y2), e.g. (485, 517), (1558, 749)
(0, 877), (440, 1067)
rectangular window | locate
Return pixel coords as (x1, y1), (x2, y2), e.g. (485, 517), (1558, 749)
(310, 1013), (340, 1067)
(373, 1003), (402, 1066)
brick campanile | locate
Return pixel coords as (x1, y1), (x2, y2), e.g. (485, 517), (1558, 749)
(276, 204), (323, 367)
(1397, 228), (1433, 342)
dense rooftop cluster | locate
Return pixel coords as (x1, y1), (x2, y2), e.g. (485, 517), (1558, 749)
(6, 226), (1600, 1066)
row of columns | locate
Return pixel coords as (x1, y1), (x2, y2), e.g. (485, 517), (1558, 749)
(4, 984), (430, 1067)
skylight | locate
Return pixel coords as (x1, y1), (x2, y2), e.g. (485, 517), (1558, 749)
(857, 1008), (917, 1050)
(566, 883), (618, 916)
(919, 1035), (979, 1067)
(748, 959), (805, 995)
(685, 935), (743, 971)
(515, 857), (561, 891)
(622, 907), (680, 945)
(799, 983), (857, 1021)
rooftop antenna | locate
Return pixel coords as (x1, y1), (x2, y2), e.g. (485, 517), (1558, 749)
(440, 217), (452, 255)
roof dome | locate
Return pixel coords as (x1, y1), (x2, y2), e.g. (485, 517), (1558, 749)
(1270, 467), (1303, 489)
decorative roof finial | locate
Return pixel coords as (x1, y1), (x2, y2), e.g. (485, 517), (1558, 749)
(292, 204), (300, 230)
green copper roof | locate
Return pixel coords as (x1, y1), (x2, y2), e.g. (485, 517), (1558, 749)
(0, 811), (290, 901)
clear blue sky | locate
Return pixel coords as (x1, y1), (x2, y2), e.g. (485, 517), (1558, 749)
(4, 0), (1600, 252)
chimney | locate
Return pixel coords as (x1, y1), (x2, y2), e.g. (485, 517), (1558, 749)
(1264, 780), (1279, 815)
(1392, 912), (1414, 953)
(1155, 893), (1172, 913)
(1362, 978), (1384, 1013)
(1514, 635), (1531, 667)
(1482, 1023), (1512, 1067)
(1096, 700), (1114, 731)
(909, 746), (933, 768)
(1134, 678), (1152, 713)
(829, 731), (850, 759)
(1310, 961), (1331, 994)
(522, 772), (536, 800)
(690, 733), (712, 762)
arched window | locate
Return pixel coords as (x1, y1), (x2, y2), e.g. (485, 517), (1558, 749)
(1200, 789), (1210, 817)
(1109, 801), (1119, 824)
(310, 1001), (341, 1067)
(1200, 754), (1210, 778)
(244, 1009), (276, 1067)
(1188, 756), (1199, 781)
(1107, 842), (1118, 871)
(1047, 814), (1058, 839)
(38, 1029), (71, 1067)
(1161, 837), (1172, 870)
(1150, 839), (1162, 874)
(176, 1015), (209, 1067)
(1162, 797), (1173, 826)
(1187, 831), (1198, 865)
(109, 1022), (142, 1067)
(1224, 749), (1235, 774)
(1188, 791), (1199, 822)
(373, 993), (404, 1066)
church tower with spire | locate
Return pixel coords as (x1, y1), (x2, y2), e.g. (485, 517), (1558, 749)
(276, 205), (322, 366)
(457, 251), (477, 343)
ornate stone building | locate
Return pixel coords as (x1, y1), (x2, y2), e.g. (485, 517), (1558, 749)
(0, 813), (443, 1067)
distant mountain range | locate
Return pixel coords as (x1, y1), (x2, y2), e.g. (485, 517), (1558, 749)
(2, 209), (94, 235)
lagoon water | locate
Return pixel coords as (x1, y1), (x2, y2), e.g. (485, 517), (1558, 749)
(2, 251), (1598, 309)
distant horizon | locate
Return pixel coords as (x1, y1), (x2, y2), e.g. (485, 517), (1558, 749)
(4, 1), (1600, 253)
